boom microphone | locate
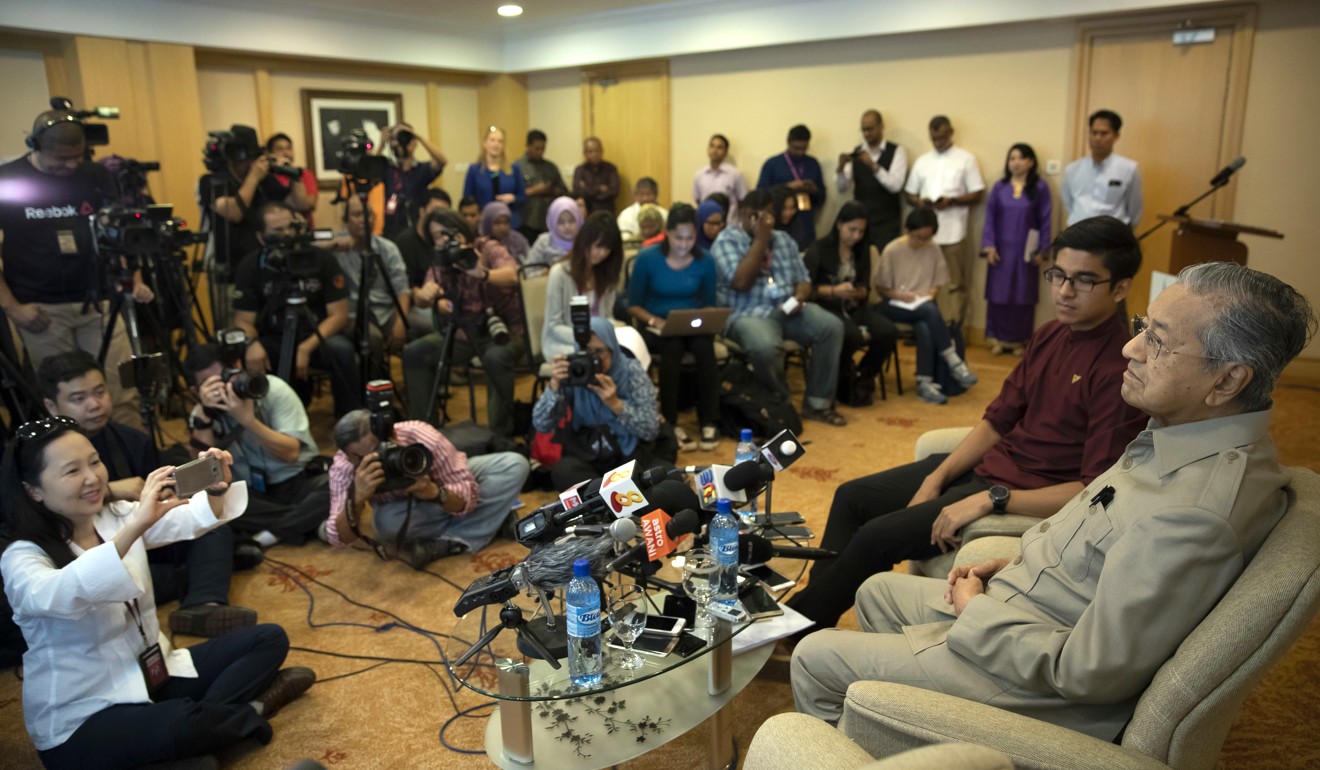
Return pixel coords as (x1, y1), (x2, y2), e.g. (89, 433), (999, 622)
(453, 535), (615, 616)
(739, 532), (838, 564)
(1209, 156), (1246, 187)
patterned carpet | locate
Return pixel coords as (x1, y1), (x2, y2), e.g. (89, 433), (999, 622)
(2, 344), (1318, 769)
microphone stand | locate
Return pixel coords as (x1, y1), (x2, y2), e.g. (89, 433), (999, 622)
(452, 602), (562, 669)
(1136, 178), (1233, 242)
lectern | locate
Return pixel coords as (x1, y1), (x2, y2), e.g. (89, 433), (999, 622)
(1159, 215), (1284, 272)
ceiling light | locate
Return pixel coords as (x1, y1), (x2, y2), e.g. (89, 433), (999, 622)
(497, 4), (523, 17)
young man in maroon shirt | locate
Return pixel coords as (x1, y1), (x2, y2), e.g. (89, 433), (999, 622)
(786, 216), (1147, 631)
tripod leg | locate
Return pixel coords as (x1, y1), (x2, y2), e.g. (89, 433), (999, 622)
(278, 307), (298, 383)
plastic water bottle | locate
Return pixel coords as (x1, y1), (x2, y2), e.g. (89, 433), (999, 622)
(566, 558), (603, 688)
(710, 498), (741, 609)
(734, 428), (760, 520)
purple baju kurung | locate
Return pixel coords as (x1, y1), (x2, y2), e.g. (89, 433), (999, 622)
(981, 178), (1052, 343)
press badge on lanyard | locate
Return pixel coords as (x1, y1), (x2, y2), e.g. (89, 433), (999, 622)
(384, 193), (399, 217)
(127, 598), (169, 696)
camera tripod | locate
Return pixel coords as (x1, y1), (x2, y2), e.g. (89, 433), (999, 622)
(452, 602), (562, 670)
(263, 283), (354, 394)
(0, 315), (44, 437)
(338, 181), (411, 396)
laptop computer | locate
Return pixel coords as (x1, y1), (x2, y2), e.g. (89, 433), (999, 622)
(651, 307), (732, 337)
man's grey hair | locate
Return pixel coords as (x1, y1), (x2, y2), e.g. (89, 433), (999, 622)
(332, 409), (373, 451)
(1178, 262), (1316, 413)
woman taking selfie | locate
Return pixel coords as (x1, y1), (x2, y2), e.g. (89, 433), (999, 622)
(1, 417), (314, 769)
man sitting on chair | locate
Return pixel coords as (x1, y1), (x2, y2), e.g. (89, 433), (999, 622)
(791, 261), (1315, 741)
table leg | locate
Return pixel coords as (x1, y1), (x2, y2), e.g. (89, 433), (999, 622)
(496, 659), (534, 765)
(707, 702), (734, 770)
(707, 622), (732, 696)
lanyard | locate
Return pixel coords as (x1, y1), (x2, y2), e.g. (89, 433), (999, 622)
(781, 152), (802, 182)
(124, 598), (151, 648)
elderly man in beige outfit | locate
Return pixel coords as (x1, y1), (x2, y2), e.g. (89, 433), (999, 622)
(791, 261), (1315, 741)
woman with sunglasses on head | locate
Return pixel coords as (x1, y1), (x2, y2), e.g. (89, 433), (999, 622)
(0, 417), (314, 769)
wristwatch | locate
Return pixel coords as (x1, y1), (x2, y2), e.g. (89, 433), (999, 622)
(988, 485), (1010, 513)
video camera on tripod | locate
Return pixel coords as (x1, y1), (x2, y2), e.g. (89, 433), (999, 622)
(264, 226), (330, 279)
(564, 295), (599, 387)
(365, 379), (433, 492)
(204, 126), (300, 178)
(335, 129), (389, 188)
(91, 204), (205, 259)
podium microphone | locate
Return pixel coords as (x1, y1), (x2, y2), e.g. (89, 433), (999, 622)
(1209, 156), (1246, 187)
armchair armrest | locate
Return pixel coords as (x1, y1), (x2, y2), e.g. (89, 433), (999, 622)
(839, 681), (1170, 770)
(746, 712), (1015, 770)
(914, 427), (974, 461)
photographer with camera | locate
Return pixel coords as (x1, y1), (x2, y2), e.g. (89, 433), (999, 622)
(532, 316), (674, 491)
(373, 122), (447, 238)
(231, 201), (359, 417)
(198, 124), (314, 281)
(264, 132), (319, 227)
(0, 105), (146, 428)
(37, 351), (261, 637)
(184, 343), (328, 549)
(401, 209), (526, 433)
(325, 383), (528, 568)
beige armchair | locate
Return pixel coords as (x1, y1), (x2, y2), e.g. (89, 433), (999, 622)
(744, 712), (1013, 770)
(832, 467), (1320, 769)
(908, 427), (1039, 577)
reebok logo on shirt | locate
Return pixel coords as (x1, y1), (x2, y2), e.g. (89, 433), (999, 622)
(24, 205), (79, 219)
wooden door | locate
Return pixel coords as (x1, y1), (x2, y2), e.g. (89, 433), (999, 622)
(583, 63), (671, 212)
(1075, 9), (1254, 314)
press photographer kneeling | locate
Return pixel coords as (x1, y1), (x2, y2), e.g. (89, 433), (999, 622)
(401, 209), (526, 433)
(185, 340), (329, 549)
(532, 311), (675, 491)
(326, 381), (528, 568)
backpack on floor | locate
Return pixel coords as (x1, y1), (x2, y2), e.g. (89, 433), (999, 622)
(716, 361), (802, 441)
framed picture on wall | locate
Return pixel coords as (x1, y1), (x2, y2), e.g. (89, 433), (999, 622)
(301, 89), (403, 188)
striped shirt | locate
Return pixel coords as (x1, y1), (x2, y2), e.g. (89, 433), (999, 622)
(325, 420), (477, 548)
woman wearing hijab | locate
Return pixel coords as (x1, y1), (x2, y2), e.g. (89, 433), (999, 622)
(695, 198), (726, 253)
(531, 317), (673, 490)
(479, 201), (531, 263)
(524, 195), (582, 276)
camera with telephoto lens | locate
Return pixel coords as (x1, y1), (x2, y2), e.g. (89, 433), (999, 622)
(433, 240), (479, 273)
(564, 295), (599, 387)
(365, 380), (433, 493)
(484, 308), (509, 345)
(216, 328), (269, 400)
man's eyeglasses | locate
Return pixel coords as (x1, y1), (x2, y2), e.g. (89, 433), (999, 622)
(1043, 267), (1112, 294)
(15, 416), (79, 442)
(1130, 315), (1227, 362)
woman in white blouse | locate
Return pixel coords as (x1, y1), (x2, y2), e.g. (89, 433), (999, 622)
(1, 417), (314, 769)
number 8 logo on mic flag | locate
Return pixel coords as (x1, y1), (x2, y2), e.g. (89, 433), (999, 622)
(609, 489), (644, 513)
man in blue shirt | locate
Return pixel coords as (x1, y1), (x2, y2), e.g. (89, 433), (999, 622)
(757, 124), (826, 248)
(712, 190), (846, 426)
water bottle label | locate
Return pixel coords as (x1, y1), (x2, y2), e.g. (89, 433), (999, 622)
(568, 607), (600, 638)
(716, 539), (738, 562)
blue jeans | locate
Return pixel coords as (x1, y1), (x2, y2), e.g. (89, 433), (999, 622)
(372, 452), (529, 552)
(880, 301), (951, 378)
(728, 303), (844, 410)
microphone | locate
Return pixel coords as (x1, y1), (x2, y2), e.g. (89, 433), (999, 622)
(605, 508), (702, 573)
(696, 465), (748, 509)
(723, 460), (775, 494)
(1209, 156), (1246, 187)
(563, 518), (638, 542)
(453, 535), (615, 617)
(739, 532), (838, 564)
(759, 429), (805, 472)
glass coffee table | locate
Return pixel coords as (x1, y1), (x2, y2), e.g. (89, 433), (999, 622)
(446, 589), (772, 769)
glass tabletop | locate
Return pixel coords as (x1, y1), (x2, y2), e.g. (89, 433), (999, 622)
(446, 581), (751, 701)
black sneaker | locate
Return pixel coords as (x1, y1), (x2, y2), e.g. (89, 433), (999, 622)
(406, 537), (468, 569)
(233, 542), (264, 571)
(169, 604), (258, 638)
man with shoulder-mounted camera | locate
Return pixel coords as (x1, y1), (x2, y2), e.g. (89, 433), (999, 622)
(231, 201), (360, 417)
(184, 342), (328, 549)
(0, 105), (146, 427)
(401, 208), (526, 433)
(197, 124), (315, 285)
(325, 395), (528, 568)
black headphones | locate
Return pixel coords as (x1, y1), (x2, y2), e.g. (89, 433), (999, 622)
(26, 110), (85, 152)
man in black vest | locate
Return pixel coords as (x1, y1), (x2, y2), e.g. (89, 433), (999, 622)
(836, 109), (908, 254)
(37, 351), (260, 637)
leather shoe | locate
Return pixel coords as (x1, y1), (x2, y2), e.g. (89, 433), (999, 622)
(255, 666), (315, 719)
(406, 537), (468, 569)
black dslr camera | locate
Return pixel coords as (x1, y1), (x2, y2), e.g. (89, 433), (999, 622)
(365, 380), (433, 492)
(216, 328), (269, 400)
(205, 125), (299, 177)
(433, 240), (479, 273)
(564, 295), (599, 388)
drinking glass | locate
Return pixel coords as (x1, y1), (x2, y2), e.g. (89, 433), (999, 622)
(681, 548), (719, 631)
(607, 583), (648, 670)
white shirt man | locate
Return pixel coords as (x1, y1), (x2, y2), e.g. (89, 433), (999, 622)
(1062, 110), (1144, 227)
(693, 133), (748, 220)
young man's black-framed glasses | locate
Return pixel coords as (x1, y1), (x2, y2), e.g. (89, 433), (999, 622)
(1042, 267), (1113, 294)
